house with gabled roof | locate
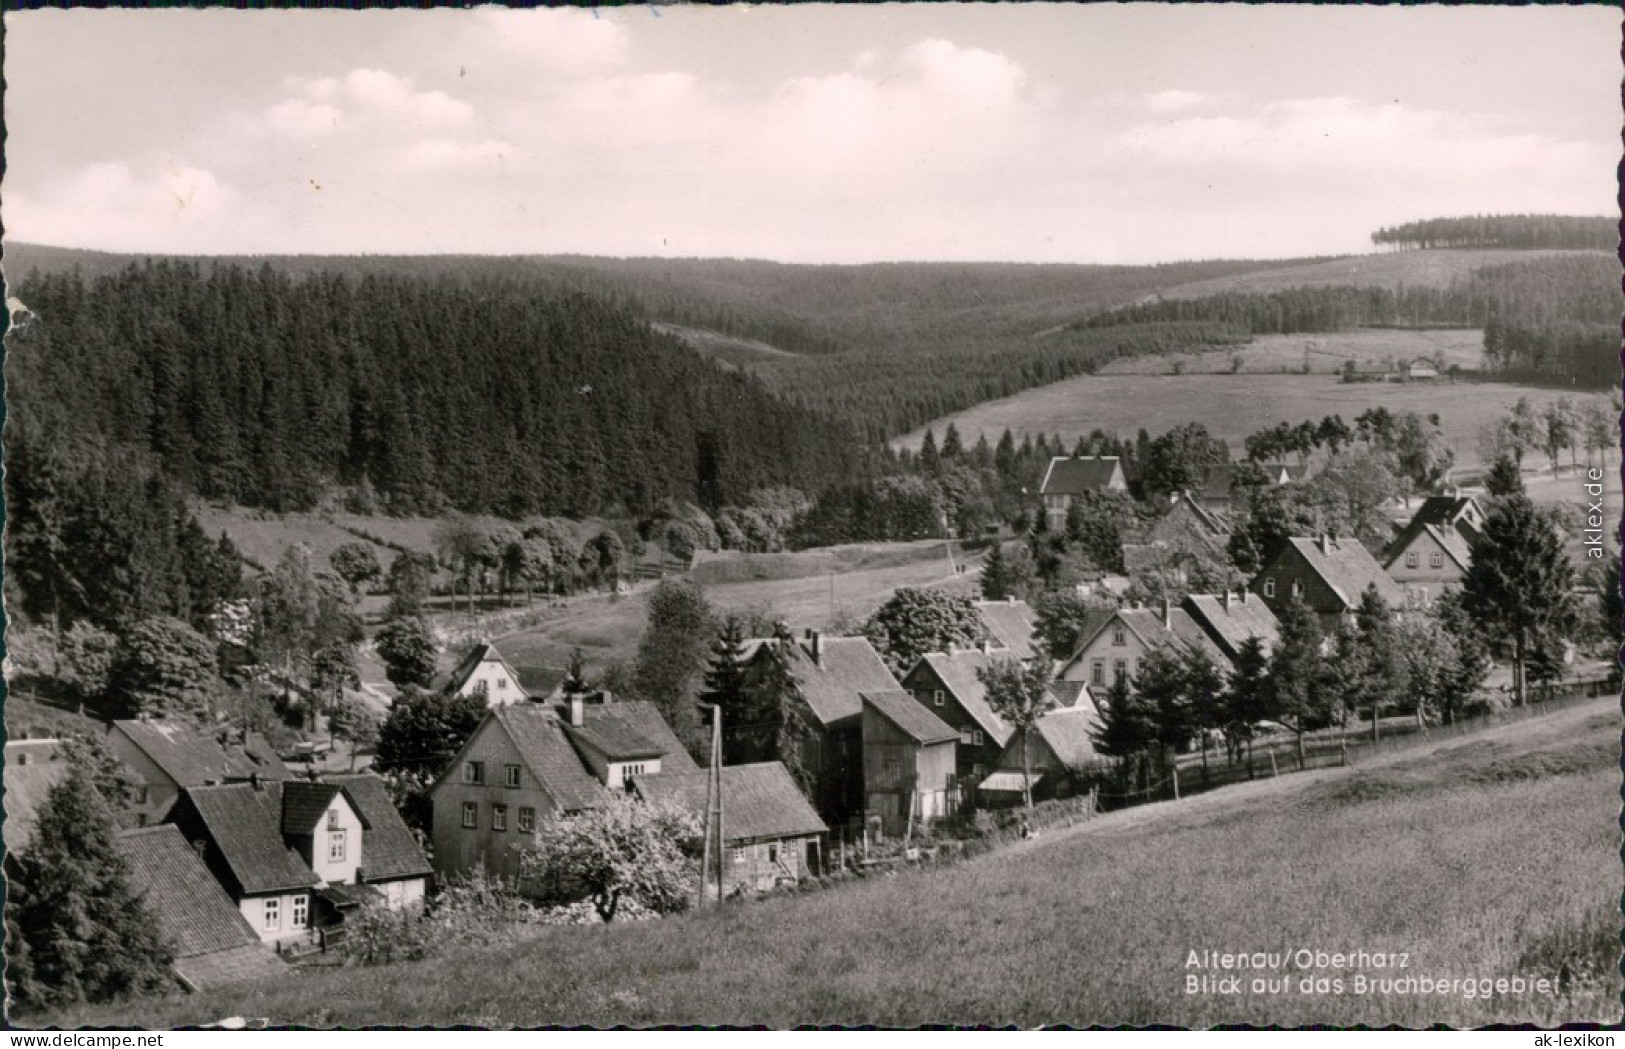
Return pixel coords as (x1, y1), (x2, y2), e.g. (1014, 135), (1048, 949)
(860, 690), (959, 836)
(1181, 591), (1281, 661)
(897, 644), (1017, 789)
(428, 695), (698, 882)
(1056, 601), (1231, 695)
(1383, 495), (1485, 604)
(165, 772), (429, 945)
(1195, 462), (1306, 514)
(975, 598), (1038, 659)
(740, 631), (899, 827)
(445, 640), (529, 706)
(981, 702), (1104, 805)
(117, 825), (288, 990)
(635, 762), (827, 894)
(1039, 455), (1128, 531)
(1250, 534), (1407, 630)
(107, 719), (290, 826)
(4, 739), (69, 855)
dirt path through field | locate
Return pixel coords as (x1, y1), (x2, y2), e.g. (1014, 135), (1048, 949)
(999, 694), (1617, 857)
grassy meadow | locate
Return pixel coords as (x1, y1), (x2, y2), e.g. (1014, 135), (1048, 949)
(1098, 328), (1485, 377)
(896, 370), (1610, 475)
(36, 696), (1617, 1029)
(1152, 248), (1609, 301)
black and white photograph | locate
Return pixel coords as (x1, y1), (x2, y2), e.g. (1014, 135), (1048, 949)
(1, 2), (1619, 1031)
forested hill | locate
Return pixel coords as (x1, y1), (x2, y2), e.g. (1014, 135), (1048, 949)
(1370, 214), (1615, 251)
(4, 262), (864, 517)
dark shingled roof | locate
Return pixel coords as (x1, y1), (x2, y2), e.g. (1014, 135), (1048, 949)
(1384, 514), (1476, 573)
(183, 782), (322, 895)
(4, 740), (69, 855)
(1048, 680), (1091, 710)
(752, 636), (899, 727)
(637, 762), (826, 844)
(490, 705), (609, 813)
(1082, 607), (1230, 667)
(913, 649), (1016, 746)
(112, 720), (290, 788)
(118, 825), (263, 958)
(975, 599), (1037, 659)
(1040, 456), (1125, 497)
(562, 718), (665, 761)
(577, 701), (699, 773)
(1182, 593), (1282, 660)
(1279, 536), (1406, 610)
(1033, 706), (1103, 770)
(323, 774), (433, 881)
(861, 690), (959, 745)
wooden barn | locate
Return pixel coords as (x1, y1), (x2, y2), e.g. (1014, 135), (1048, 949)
(860, 690), (959, 837)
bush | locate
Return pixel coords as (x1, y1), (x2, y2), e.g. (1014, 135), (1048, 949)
(343, 867), (534, 967)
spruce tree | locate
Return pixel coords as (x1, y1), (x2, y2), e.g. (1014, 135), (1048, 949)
(1222, 635), (1272, 777)
(1091, 674), (1156, 796)
(1484, 454), (1526, 499)
(702, 616), (758, 763)
(1267, 593), (1325, 769)
(9, 767), (175, 1010)
(980, 542), (1010, 601)
(1462, 496), (1576, 705)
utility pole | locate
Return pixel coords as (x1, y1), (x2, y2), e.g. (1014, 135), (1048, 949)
(697, 703), (725, 908)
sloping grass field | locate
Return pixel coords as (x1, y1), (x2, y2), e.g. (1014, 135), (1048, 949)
(36, 696), (1617, 1029)
(1151, 249), (1609, 301)
(1098, 328), (1486, 377)
(896, 372), (1611, 474)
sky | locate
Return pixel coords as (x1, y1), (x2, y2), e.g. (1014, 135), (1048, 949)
(3, 4), (1618, 265)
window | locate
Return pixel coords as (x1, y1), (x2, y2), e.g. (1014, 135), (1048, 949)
(1112, 626), (1126, 646)
(518, 806), (535, 833)
(1091, 661), (1104, 686)
(497, 677), (508, 691)
(464, 761), (485, 786)
(1405, 551), (1419, 568)
(461, 802), (478, 829)
(1291, 581), (1303, 598)
(473, 679), (489, 697)
(933, 690), (945, 707)
(973, 730), (984, 746)
(328, 830), (346, 863)
(1113, 660), (1127, 683)
(1263, 578), (1276, 598)
(492, 804), (507, 832)
(732, 847), (747, 865)
(504, 764), (521, 789)
(1429, 552), (1444, 569)
(768, 843), (779, 864)
(291, 895), (308, 928)
(326, 811), (340, 831)
(960, 729), (975, 746)
(620, 763), (645, 788)
(263, 898), (281, 931)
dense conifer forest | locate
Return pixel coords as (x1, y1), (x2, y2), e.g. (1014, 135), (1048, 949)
(5, 263), (864, 518)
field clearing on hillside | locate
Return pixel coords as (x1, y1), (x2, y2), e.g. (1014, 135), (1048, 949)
(898, 374), (1610, 473)
(653, 322), (805, 370)
(1098, 329), (1484, 377)
(690, 540), (956, 584)
(1153, 249), (1608, 301)
(495, 552), (980, 687)
(189, 507), (395, 573)
(44, 697), (1617, 1029)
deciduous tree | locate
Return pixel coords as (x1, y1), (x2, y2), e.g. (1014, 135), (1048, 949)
(330, 542), (383, 596)
(375, 615), (439, 689)
(975, 655), (1058, 808)
(522, 794), (701, 922)
(106, 616), (221, 722)
(863, 588), (984, 672)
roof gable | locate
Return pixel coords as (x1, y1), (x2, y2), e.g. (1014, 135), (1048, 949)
(975, 599), (1038, 659)
(1080, 607), (1230, 666)
(112, 720), (289, 788)
(4, 740), (69, 855)
(444, 641), (529, 700)
(490, 706), (611, 813)
(279, 781), (368, 836)
(635, 762), (826, 843)
(118, 825), (263, 958)
(1182, 593), (1281, 658)
(913, 649), (1015, 746)
(1279, 536), (1405, 609)
(1032, 706), (1102, 770)
(750, 636), (898, 726)
(862, 690), (959, 745)
(322, 774), (433, 881)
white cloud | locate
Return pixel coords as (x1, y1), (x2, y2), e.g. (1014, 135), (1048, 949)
(398, 137), (512, 171)
(6, 156), (249, 252)
(1145, 89), (1209, 114)
(460, 7), (629, 78)
(263, 98), (344, 139)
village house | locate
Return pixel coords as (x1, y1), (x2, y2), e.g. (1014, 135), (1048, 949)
(1250, 534), (1407, 630)
(1056, 601), (1231, 692)
(117, 825), (289, 990)
(635, 761), (827, 893)
(165, 772), (430, 946)
(444, 640), (530, 706)
(3, 738), (69, 856)
(859, 690), (959, 837)
(980, 701), (1104, 806)
(1181, 591), (1282, 662)
(107, 719), (291, 826)
(739, 631), (900, 828)
(429, 695), (698, 882)
(898, 643), (1016, 790)
(1039, 455), (1129, 531)
(975, 597), (1039, 659)
(1383, 495), (1485, 604)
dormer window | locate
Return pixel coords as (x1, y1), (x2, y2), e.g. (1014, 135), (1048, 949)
(1112, 626), (1126, 646)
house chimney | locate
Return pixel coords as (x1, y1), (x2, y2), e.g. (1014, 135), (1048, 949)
(1007, 595), (1016, 604)
(1241, 590), (1249, 605)
(1318, 533), (1331, 555)
(1162, 598), (1172, 629)
(945, 640), (957, 656)
(1223, 591), (1232, 611)
(250, 772), (263, 792)
(980, 639), (993, 654)
(569, 692), (586, 727)
(16, 753), (26, 767)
